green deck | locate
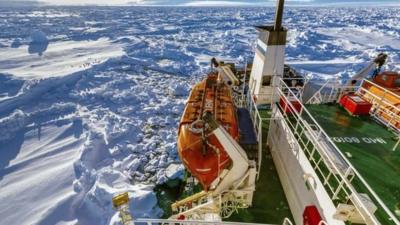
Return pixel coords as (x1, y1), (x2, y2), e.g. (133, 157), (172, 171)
(228, 109), (292, 224)
(227, 147), (292, 224)
(157, 109), (292, 223)
(306, 104), (400, 220)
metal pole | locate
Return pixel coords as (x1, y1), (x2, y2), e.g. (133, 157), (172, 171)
(274, 0), (285, 31)
(242, 61), (248, 107)
(257, 120), (262, 180)
(393, 136), (400, 151)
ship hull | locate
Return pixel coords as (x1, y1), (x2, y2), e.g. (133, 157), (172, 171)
(268, 108), (344, 225)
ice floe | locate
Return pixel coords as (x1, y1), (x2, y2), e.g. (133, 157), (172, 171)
(0, 38), (124, 79)
(0, 5), (399, 225)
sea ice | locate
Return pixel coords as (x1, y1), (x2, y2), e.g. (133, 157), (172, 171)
(0, 5), (399, 225)
(0, 38), (124, 79)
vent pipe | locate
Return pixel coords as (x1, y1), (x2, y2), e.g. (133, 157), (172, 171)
(274, 0), (285, 31)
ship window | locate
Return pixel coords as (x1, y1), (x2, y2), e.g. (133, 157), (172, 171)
(262, 75), (272, 86)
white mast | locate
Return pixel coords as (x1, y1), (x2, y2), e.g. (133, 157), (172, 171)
(249, 0), (287, 104)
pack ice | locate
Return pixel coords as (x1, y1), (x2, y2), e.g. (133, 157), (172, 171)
(0, 5), (400, 225)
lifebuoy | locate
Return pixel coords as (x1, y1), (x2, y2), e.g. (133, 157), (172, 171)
(189, 119), (204, 134)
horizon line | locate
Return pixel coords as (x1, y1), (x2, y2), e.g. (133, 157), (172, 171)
(2, 1), (400, 7)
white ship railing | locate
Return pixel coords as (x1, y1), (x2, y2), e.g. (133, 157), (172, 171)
(281, 218), (294, 225)
(306, 78), (341, 105)
(246, 90), (273, 180)
(248, 78), (399, 225)
(358, 79), (400, 133)
(361, 78), (400, 99)
(244, 78), (307, 180)
(306, 78), (400, 135)
(132, 218), (287, 225)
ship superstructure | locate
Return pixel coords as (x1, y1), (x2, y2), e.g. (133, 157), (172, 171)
(112, 1), (400, 225)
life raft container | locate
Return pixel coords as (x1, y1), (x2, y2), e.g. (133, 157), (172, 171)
(177, 73), (239, 191)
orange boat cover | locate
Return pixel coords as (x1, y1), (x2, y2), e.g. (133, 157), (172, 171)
(177, 73), (239, 191)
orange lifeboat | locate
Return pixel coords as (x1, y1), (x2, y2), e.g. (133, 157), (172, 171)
(177, 73), (239, 191)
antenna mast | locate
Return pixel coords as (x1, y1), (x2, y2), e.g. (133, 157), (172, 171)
(248, 0), (287, 105)
(274, 0), (285, 31)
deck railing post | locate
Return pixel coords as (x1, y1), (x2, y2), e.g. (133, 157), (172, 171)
(328, 80), (334, 102)
(257, 119), (262, 180)
(324, 171), (332, 185)
(249, 96), (254, 120)
(275, 78), (400, 225)
(375, 90), (387, 112)
(282, 217), (294, 225)
(241, 61), (248, 107)
(332, 167), (351, 199)
(283, 93), (288, 116)
(393, 136), (400, 151)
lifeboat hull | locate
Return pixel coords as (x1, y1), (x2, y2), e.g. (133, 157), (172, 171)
(177, 73), (239, 191)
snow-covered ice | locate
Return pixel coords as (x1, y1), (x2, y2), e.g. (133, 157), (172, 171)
(0, 38), (124, 79)
(0, 5), (399, 225)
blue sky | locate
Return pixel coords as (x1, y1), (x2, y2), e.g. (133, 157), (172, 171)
(2, 0), (399, 6)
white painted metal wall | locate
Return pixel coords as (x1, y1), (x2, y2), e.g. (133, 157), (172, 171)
(249, 34), (286, 104)
(268, 110), (344, 225)
(255, 79), (400, 225)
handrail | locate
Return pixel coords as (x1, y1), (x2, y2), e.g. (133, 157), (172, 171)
(338, 84), (400, 122)
(306, 78), (400, 133)
(317, 220), (329, 225)
(359, 87), (400, 121)
(134, 218), (278, 225)
(245, 90), (273, 179)
(359, 80), (399, 106)
(306, 78), (340, 104)
(356, 81), (399, 133)
(363, 78), (400, 100)
(281, 218), (294, 225)
(252, 78), (400, 225)
(171, 191), (208, 212)
(278, 79), (400, 224)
